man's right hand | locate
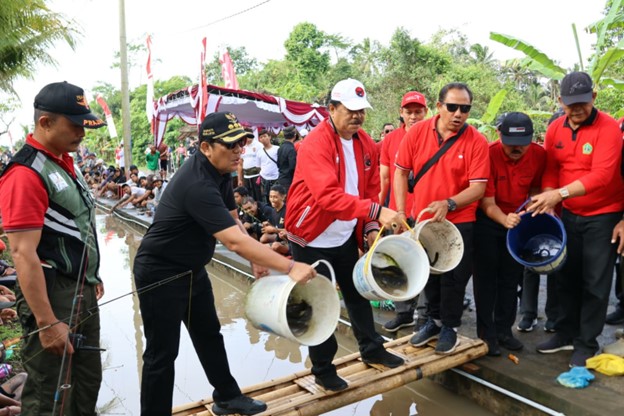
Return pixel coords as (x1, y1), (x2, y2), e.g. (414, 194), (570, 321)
(288, 262), (317, 284)
(39, 321), (74, 356)
(378, 207), (404, 234)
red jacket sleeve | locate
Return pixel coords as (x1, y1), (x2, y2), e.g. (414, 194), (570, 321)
(0, 165), (48, 230)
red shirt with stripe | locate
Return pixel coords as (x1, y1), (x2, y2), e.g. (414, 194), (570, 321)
(485, 141), (546, 215)
(395, 115), (490, 223)
(380, 126), (414, 214)
(542, 109), (624, 216)
(0, 134), (76, 231)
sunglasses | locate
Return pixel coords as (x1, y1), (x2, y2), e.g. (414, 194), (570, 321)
(442, 103), (472, 114)
(214, 137), (247, 150)
(384, 129), (393, 133)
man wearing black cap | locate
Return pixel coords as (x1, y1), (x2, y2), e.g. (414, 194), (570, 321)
(0, 81), (106, 414)
(473, 112), (545, 356)
(132, 111), (317, 415)
(528, 72), (624, 367)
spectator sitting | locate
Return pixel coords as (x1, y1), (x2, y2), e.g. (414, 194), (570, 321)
(110, 184), (151, 212)
(0, 372), (27, 416)
(240, 196), (276, 240)
(260, 185), (289, 255)
(233, 186), (249, 222)
(96, 167), (125, 198)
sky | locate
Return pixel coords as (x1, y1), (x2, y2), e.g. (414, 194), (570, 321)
(1, 0), (608, 146)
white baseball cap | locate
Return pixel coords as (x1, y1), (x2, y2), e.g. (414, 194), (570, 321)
(330, 78), (372, 111)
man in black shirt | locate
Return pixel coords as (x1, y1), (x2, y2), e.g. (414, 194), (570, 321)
(276, 125), (298, 193)
(133, 111), (316, 416)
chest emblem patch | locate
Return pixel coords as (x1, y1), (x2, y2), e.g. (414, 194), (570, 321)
(48, 172), (69, 192)
(582, 143), (593, 155)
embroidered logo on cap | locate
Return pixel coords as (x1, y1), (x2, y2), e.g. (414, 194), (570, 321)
(509, 127), (526, 133)
(355, 87), (365, 97)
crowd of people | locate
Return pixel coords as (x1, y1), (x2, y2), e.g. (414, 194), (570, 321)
(0, 71), (623, 415)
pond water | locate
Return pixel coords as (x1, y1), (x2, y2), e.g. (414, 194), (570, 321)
(94, 214), (492, 415)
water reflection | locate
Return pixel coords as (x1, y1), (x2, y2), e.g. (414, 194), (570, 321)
(95, 214), (492, 416)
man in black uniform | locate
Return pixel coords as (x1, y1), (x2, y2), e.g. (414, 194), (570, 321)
(133, 111), (316, 416)
(276, 125), (298, 193)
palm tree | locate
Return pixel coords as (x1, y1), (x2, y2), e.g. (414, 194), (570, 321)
(0, 0), (77, 93)
(470, 44), (496, 67)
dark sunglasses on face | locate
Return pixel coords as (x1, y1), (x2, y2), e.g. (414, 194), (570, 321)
(384, 129), (393, 133)
(442, 103), (472, 114)
(214, 137), (247, 149)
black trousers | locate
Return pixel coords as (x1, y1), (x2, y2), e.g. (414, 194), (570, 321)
(520, 268), (559, 322)
(473, 214), (524, 341)
(291, 235), (385, 378)
(244, 176), (262, 203)
(424, 222), (474, 328)
(134, 267), (241, 416)
(557, 209), (622, 353)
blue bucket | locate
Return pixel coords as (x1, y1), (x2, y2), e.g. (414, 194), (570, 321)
(506, 201), (567, 274)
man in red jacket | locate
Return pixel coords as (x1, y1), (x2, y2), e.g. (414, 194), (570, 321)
(528, 72), (624, 367)
(286, 78), (404, 392)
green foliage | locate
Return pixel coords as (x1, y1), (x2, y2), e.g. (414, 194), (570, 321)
(0, 0), (78, 93)
(284, 22), (331, 84)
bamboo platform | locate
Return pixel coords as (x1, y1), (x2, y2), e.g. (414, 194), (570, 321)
(172, 334), (488, 416)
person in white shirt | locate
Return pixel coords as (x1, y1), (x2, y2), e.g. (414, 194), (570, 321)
(237, 131), (263, 202)
(255, 129), (279, 203)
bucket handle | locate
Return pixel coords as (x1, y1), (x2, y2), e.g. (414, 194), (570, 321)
(311, 259), (336, 286)
(416, 208), (434, 224)
(515, 198), (532, 214)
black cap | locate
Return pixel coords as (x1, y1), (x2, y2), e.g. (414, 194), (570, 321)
(560, 72), (594, 105)
(34, 81), (106, 129)
(499, 112), (533, 146)
(199, 112), (253, 143)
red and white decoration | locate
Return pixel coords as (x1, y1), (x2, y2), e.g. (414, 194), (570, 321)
(219, 49), (239, 90)
(95, 94), (118, 138)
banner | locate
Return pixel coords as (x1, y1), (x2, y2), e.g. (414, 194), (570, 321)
(146, 34), (155, 133)
(198, 37), (208, 126)
(220, 49), (239, 90)
(95, 94), (118, 138)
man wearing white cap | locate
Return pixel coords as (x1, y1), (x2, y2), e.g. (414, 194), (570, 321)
(286, 79), (405, 392)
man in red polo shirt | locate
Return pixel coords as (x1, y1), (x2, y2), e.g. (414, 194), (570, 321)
(528, 72), (624, 368)
(394, 82), (489, 354)
(473, 112), (545, 356)
(379, 91), (429, 332)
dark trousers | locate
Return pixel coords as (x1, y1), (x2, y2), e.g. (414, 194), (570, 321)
(16, 272), (101, 416)
(291, 235), (384, 378)
(557, 210), (622, 353)
(615, 256), (623, 309)
(244, 176), (262, 203)
(520, 268), (559, 322)
(134, 268), (241, 416)
(425, 222), (474, 328)
(260, 177), (276, 204)
(473, 214), (524, 341)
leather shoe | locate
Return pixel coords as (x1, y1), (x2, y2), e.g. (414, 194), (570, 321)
(212, 394), (267, 415)
(362, 349), (404, 368)
(314, 374), (348, 391)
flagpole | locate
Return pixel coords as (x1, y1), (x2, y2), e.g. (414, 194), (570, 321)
(119, 0), (133, 174)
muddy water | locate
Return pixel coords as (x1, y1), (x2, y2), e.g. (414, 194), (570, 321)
(95, 214), (492, 415)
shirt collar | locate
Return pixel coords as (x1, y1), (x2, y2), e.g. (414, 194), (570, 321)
(563, 107), (598, 129)
(26, 134), (76, 177)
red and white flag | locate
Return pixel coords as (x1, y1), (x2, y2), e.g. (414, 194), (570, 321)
(146, 34), (155, 133)
(220, 49), (239, 90)
(198, 37), (208, 125)
(95, 94), (118, 138)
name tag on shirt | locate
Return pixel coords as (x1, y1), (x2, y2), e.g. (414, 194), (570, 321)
(48, 172), (69, 192)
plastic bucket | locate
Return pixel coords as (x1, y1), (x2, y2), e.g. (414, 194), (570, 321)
(245, 260), (340, 346)
(405, 209), (464, 275)
(506, 212), (567, 274)
(352, 234), (430, 301)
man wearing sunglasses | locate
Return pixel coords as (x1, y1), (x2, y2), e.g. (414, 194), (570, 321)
(394, 82), (490, 355)
(133, 111), (317, 416)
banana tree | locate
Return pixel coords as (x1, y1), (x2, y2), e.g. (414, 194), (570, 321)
(490, 0), (624, 89)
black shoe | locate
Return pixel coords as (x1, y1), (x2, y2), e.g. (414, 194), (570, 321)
(362, 349), (404, 368)
(212, 394), (267, 415)
(484, 339), (501, 357)
(516, 316), (537, 332)
(498, 334), (523, 351)
(414, 316), (428, 331)
(410, 319), (441, 347)
(536, 334), (573, 354)
(569, 349), (595, 368)
(314, 374), (348, 392)
(383, 313), (415, 332)
(435, 326), (460, 355)
(544, 320), (557, 333)
(606, 307), (624, 325)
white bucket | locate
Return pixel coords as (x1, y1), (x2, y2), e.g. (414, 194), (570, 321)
(245, 260), (340, 346)
(405, 209), (464, 275)
(352, 234), (430, 301)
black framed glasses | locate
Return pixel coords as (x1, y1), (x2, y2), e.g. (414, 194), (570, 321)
(214, 137), (247, 150)
(442, 103), (471, 113)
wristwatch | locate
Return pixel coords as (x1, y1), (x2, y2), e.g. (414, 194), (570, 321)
(558, 187), (570, 200)
(447, 198), (457, 212)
